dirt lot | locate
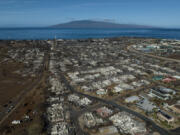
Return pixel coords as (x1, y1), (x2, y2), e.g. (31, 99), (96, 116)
(167, 54), (180, 60)
(0, 72), (48, 135)
(0, 42), (49, 135)
(0, 60), (34, 111)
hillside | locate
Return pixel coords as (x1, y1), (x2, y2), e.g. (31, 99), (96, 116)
(51, 20), (154, 28)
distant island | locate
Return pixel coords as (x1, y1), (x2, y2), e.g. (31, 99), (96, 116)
(51, 20), (155, 29)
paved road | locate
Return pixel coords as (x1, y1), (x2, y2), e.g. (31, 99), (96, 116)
(58, 71), (173, 135)
(170, 127), (180, 134)
(51, 41), (178, 135)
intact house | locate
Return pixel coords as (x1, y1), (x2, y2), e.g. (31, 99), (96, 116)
(149, 86), (176, 100)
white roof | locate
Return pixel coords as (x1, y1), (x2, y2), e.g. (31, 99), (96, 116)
(125, 96), (140, 103)
(173, 76), (180, 79)
(99, 126), (118, 134)
(96, 89), (107, 95)
(12, 120), (21, 125)
(114, 86), (124, 93)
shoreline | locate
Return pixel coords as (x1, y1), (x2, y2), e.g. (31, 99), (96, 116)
(0, 28), (180, 40)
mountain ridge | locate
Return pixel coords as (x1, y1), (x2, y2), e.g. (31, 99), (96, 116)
(51, 20), (155, 28)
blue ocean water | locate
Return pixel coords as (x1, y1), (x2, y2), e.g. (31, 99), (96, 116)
(0, 28), (180, 40)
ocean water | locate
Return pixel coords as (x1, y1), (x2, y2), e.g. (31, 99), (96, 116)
(0, 28), (180, 40)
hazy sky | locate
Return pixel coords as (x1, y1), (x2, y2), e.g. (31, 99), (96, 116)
(0, 0), (180, 28)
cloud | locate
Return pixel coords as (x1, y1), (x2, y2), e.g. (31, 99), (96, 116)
(90, 18), (117, 23)
(66, 17), (76, 21)
(103, 19), (117, 23)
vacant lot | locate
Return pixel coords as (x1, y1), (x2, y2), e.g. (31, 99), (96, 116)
(0, 60), (33, 111)
(0, 77), (48, 135)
